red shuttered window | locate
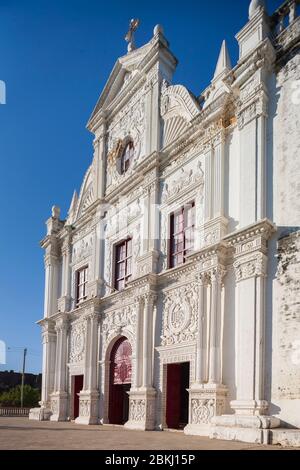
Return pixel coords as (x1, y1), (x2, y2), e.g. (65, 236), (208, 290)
(121, 141), (134, 174)
(76, 266), (88, 304)
(115, 239), (133, 291)
(170, 203), (195, 268)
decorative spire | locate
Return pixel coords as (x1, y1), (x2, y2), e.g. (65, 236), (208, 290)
(213, 40), (232, 80)
(249, 0), (266, 19)
(68, 190), (78, 217)
(125, 19), (140, 53)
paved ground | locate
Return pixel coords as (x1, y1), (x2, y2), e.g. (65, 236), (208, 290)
(0, 418), (288, 450)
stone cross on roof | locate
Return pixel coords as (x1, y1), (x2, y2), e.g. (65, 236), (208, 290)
(125, 19), (140, 53)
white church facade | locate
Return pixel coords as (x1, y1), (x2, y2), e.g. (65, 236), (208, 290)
(30, 0), (300, 445)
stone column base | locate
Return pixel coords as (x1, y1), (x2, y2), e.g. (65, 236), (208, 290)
(210, 414), (281, 445)
(184, 384), (228, 437)
(75, 391), (100, 425)
(125, 389), (156, 431)
(29, 406), (52, 421)
(50, 392), (68, 422)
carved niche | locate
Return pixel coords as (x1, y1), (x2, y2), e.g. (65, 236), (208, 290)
(161, 284), (198, 346)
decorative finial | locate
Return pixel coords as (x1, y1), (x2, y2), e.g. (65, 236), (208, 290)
(153, 24), (164, 36)
(52, 206), (61, 219)
(125, 19), (140, 53)
(249, 0), (266, 19)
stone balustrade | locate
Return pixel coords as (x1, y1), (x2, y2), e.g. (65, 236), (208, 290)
(0, 407), (30, 417)
(271, 0), (300, 36)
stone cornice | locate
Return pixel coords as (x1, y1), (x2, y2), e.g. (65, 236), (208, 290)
(226, 39), (276, 90)
(100, 274), (157, 308)
(224, 219), (276, 250)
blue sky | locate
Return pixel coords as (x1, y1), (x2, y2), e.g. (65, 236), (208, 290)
(0, 0), (280, 374)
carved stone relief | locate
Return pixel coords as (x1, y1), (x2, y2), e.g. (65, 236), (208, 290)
(69, 322), (86, 364)
(191, 399), (215, 425)
(129, 399), (146, 422)
(72, 235), (94, 265)
(162, 161), (204, 204)
(107, 89), (146, 188)
(161, 285), (198, 346)
(102, 305), (136, 350)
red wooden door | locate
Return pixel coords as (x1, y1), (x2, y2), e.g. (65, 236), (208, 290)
(166, 364), (181, 429)
(73, 375), (84, 419)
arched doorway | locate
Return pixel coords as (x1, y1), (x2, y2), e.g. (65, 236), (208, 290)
(109, 337), (132, 425)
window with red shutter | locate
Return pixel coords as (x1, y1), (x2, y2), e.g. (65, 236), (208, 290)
(115, 239), (133, 291)
(76, 266), (88, 304)
(120, 141), (134, 174)
(170, 202), (195, 268)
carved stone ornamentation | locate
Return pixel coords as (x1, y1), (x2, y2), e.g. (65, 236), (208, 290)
(125, 389), (156, 431)
(129, 399), (146, 422)
(50, 391), (68, 422)
(107, 89), (146, 188)
(237, 94), (268, 130)
(162, 285), (198, 346)
(185, 385), (227, 436)
(69, 323), (86, 363)
(102, 305), (136, 349)
(162, 161), (204, 204)
(72, 236), (94, 265)
(233, 252), (267, 283)
(76, 391), (100, 425)
(160, 83), (201, 148)
(191, 399), (215, 425)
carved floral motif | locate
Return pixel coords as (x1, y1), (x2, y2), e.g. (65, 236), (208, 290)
(107, 89), (146, 188)
(191, 399), (215, 425)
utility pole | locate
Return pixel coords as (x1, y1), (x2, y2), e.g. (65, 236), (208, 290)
(20, 348), (27, 408)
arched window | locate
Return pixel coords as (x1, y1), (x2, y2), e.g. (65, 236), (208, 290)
(120, 140), (134, 174)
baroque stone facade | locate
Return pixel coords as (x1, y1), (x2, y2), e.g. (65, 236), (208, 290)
(30, 0), (300, 446)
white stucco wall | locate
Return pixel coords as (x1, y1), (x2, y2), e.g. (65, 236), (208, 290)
(269, 51), (300, 428)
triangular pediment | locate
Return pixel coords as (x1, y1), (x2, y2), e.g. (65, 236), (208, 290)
(87, 42), (153, 129)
